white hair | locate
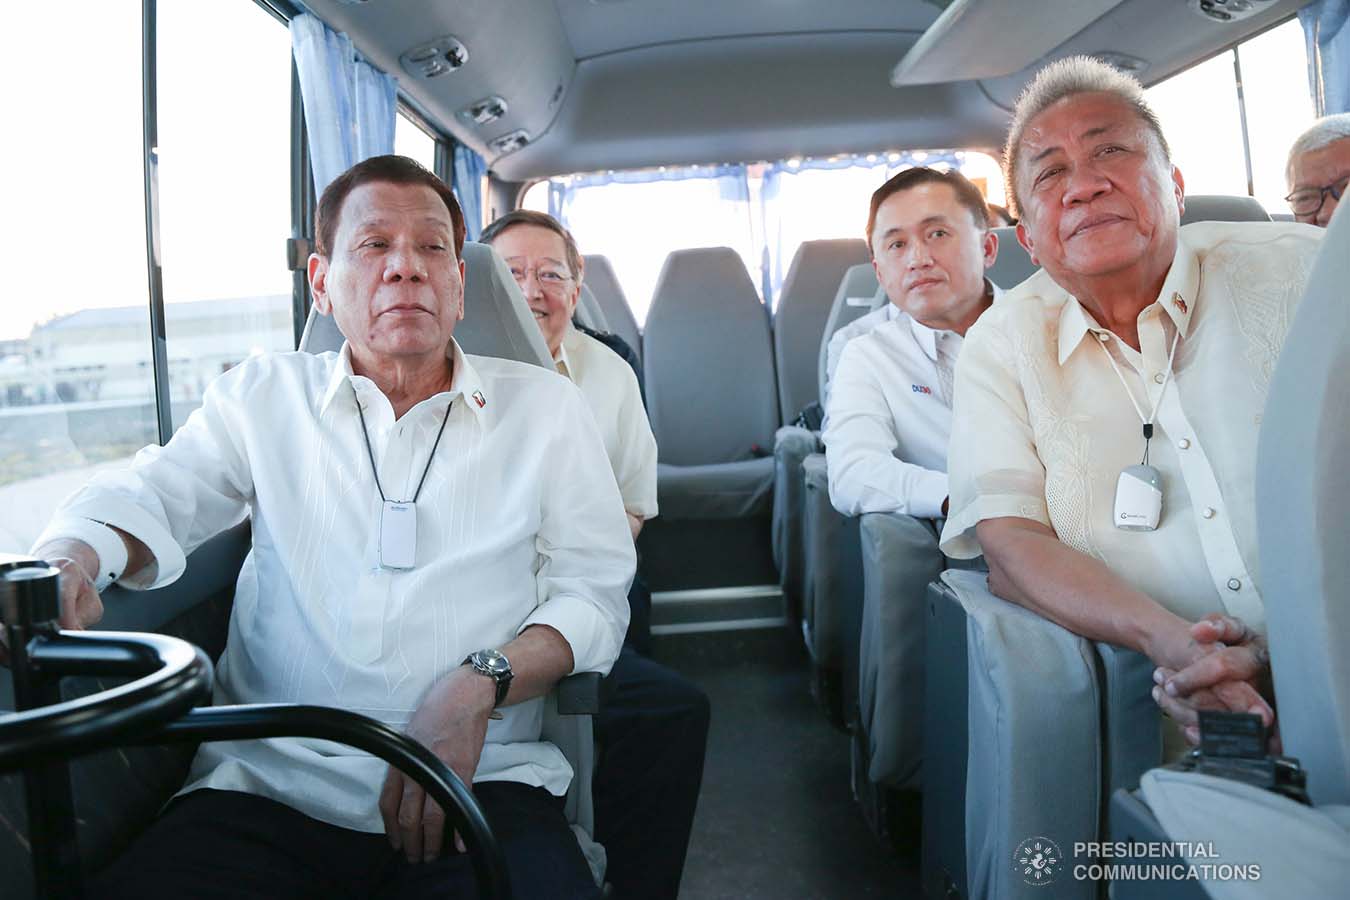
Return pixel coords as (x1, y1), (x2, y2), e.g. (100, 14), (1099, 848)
(1003, 56), (1170, 217)
(1286, 113), (1350, 185)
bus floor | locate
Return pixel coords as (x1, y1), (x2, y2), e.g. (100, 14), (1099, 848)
(652, 626), (922, 900)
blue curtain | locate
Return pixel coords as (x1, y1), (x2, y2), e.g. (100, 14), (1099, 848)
(452, 145), (488, 241)
(290, 14), (398, 194)
(1301, 0), (1350, 115)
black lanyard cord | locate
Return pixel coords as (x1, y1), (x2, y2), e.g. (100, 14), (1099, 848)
(352, 382), (454, 504)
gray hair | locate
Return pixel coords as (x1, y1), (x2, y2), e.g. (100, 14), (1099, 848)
(1286, 113), (1350, 185)
(1003, 55), (1170, 217)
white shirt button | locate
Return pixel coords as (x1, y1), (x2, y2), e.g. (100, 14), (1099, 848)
(1227, 578), (1242, 591)
(1096, 332), (1110, 343)
(1202, 507), (1216, 519)
(1178, 438), (1191, 450)
(1153, 372), (1165, 384)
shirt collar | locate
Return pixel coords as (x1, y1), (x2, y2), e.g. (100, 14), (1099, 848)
(319, 339), (491, 423)
(553, 325), (579, 381)
(1055, 231), (1200, 366)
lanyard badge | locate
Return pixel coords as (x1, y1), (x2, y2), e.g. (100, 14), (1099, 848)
(353, 383), (453, 570)
(1097, 328), (1181, 533)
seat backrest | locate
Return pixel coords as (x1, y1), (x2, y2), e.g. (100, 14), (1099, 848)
(987, 225), (1038, 291)
(772, 239), (870, 423)
(816, 263), (881, 400)
(299, 241), (552, 368)
(575, 283), (610, 333)
(1181, 194), (1270, 224)
(644, 247), (779, 465)
(582, 254), (642, 364)
(1257, 202), (1350, 806)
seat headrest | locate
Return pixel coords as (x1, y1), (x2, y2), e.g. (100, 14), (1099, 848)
(1180, 194), (1270, 225)
(297, 241), (552, 369)
(576, 283), (610, 332)
(987, 226), (1039, 291)
(816, 263), (882, 399)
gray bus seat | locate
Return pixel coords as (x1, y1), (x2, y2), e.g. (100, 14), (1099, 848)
(1110, 191), (1350, 900)
(799, 452), (862, 729)
(583, 254), (642, 365)
(772, 265), (879, 618)
(575, 282), (610, 332)
(855, 515), (945, 790)
(987, 225), (1039, 292)
(1180, 194), (1270, 224)
(770, 244), (868, 619)
(640, 247), (779, 590)
(818, 266), (885, 404)
(923, 569), (1115, 900)
(772, 238), (869, 425)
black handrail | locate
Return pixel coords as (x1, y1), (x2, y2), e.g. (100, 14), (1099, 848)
(0, 631), (212, 770)
(0, 562), (513, 900)
(135, 704), (511, 899)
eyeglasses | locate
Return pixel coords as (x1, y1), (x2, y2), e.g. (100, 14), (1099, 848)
(1284, 175), (1350, 219)
(507, 264), (574, 293)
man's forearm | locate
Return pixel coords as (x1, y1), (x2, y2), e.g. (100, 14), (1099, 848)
(977, 517), (1192, 666)
(496, 624), (575, 707)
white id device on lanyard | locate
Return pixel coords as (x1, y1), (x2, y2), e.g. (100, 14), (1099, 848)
(379, 501), (417, 569)
(1095, 324), (1182, 534)
(1114, 464), (1163, 532)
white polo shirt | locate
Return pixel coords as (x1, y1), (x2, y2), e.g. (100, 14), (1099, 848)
(36, 339), (634, 832)
(822, 300), (898, 407)
(823, 284), (1003, 520)
(553, 325), (658, 519)
(940, 221), (1322, 631)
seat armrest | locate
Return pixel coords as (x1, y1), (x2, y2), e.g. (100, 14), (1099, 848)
(557, 671), (602, 716)
(939, 569), (1101, 900)
(1095, 641), (1163, 813)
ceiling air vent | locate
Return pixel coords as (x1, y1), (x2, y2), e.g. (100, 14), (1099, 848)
(399, 36), (468, 80)
(490, 130), (530, 155)
(1093, 52), (1148, 74)
(1188, 0), (1275, 23)
(461, 96), (508, 126)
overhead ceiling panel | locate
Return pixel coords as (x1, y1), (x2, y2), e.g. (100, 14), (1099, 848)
(492, 31), (1010, 181)
(555, 0), (942, 59)
(890, 0), (1126, 85)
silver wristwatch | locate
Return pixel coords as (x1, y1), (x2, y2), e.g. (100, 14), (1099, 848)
(463, 648), (513, 707)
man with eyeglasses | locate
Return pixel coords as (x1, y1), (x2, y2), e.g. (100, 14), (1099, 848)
(481, 210), (710, 900)
(1286, 113), (1350, 227)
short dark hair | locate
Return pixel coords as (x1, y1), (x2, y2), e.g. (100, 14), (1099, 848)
(314, 155), (466, 259)
(865, 167), (991, 253)
(479, 210), (584, 281)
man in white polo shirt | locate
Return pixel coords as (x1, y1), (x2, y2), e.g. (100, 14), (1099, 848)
(31, 156), (631, 899)
(481, 210), (709, 900)
(824, 167), (1001, 520)
(940, 57), (1323, 744)
(821, 167), (1000, 790)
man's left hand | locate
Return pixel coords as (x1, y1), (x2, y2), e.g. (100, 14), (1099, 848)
(1150, 614), (1275, 747)
(379, 665), (497, 863)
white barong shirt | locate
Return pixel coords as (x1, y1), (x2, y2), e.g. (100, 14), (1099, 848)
(939, 221), (1322, 631)
(36, 339), (634, 832)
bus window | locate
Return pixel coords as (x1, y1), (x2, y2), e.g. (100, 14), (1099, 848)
(395, 111), (438, 172)
(1147, 18), (1314, 212)
(156, 0), (293, 429)
(0, 6), (154, 554)
(522, 150), (1005, 322)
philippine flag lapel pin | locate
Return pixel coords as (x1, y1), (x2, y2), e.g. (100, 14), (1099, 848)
(472, 390), (486, 408)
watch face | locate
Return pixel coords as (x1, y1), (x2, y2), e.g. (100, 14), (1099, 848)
(477, 649), (511, 676)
